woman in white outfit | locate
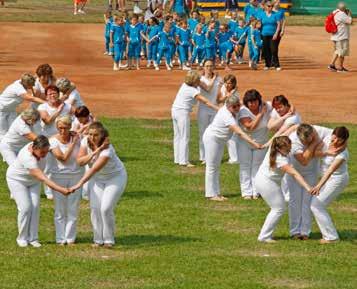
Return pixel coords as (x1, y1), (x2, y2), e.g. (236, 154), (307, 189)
(217, 74), (240, 164)
(198, 60), (222, 164)
(0, 108), (40, 165)
(255, 136), (312, 243)
(6, 135), (73, 247)
(172, 71), (219, 167)
(56, 77), (85, 108)
(0, 73), (44, 141)
(38, 85), (73, 200)
(75, 122), (127, 247)
(33, 64), (56, 107)
(287, 123), (333, 240)
(238, 89), (272, 199)
(49, 115), (84, 245)
(204, 95), (263, 201)
(310, 126), (350, 244)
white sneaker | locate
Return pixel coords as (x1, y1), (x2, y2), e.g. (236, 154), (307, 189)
(259, 238), (277, 244)
(108, 52), (113, 56)
(78, 9), (86, 14)
(264, 66), (269, 71)
(119, 63), (128, 68)
(248, 61), (252, 68)
(113, 63), (119, 71)
(166, 64), (172, 71)
(104, 51), (109, 55)
(276, 67), (282, 71)
(146, 61), (151, 68)
(30, 241), (42, 248)
(182, 65), (191, 71)
(154, 63), (159, 70)
(17, 240), (28, 247)
(169, 62), (173, 68)
(74, 11), (78, 15)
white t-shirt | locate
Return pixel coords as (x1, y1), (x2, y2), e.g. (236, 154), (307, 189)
(220, 86), (240, 103)
(320, 134), (349, 176)
(331, 9), (352, 41)
(270, 110), (302, 129)
(71, 115), (94, 137)
(258, 148), (290, 183)
(81, 137), (125, 180)
(38, 102), (72, 137)
(0, 80), (27, 112)
(49, 136), (83, 176)
(6, 143), (47, 186)
(32, 78), (52, 109)
(198, 75), (222, 114)
(238, 102), (273, 143)
(64, 89), (84, 108)
(172, 83), (199, 112)
(1, 115), (34, 152)
(290, 125), (332, 175)
(205, 105), (237, 141)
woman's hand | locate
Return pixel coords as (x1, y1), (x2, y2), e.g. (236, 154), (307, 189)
(325, 143), (346, 156)
(57, 103), (65, 112)
(310, 185), (320, 196)
(260, 102), (268, 115)
(99, 137), (110, 151)
(272, 33), (278, 41)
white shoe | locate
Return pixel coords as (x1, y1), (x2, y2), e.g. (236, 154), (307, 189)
(248, 61), (252, 68)
(108, 52), (113, 56)
(264, 66), (269, 71)
(78, 9), (86, 14)
(182, 65), (191, 71)
(166, 64), (172, 71)
(46, 194), (53, 200)
(113, 63), (119, 71)
(17, 240), (28, 247)
(276, 67), (282, 71)
(169, 62), (173, 68)
(259, 238), (277, 244)
(146, 61), (151, 68)
(104, 51), (109, 55)
(154, 63), (159, 70)
(30, 241), (42, 248)
(74, 11), (78, 15)
(119, 63), (128, 68)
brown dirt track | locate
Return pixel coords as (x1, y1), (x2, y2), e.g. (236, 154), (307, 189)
(0, 23), (356, 123)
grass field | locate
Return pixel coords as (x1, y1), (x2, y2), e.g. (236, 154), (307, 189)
(0, 118), (356, 289)
(0, 0), (327, 25)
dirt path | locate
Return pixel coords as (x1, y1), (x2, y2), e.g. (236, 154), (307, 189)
(0, 23), (356, 123)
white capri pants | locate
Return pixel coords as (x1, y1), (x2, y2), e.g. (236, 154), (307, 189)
(197, 108), (216, 162)
(227, 135), (239, 163)
(311, 174), (349, 241)
(238, 141), (267, 197)
(203, 131), (226, 198)
(0, 143), (18, 165)
(172, 108), (191, 165)
(90, 169), (127, 245)
(52, 174), (83, 244)
(7, 178), (41, 244)
(0, 111), (17, 141)
(287, 173), (316, 237)
(255, 175), (286, 241)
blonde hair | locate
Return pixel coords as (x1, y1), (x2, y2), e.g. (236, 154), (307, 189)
(55, 114), (72, 127)
(56, 77), (75, 93)
(184, 71), (200, 87)
(20, 108), (40, 122)
(226, 95), (240, 107)
(297, 124), (314, 143)
(20, 73), (36, 87)
(270, 136), (291, 169)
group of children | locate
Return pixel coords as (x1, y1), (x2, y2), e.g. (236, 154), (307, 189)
(104, 8), (280, 71)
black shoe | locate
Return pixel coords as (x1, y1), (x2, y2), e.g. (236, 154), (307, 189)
(342, 67), (349, 72)
(328, 64), (337, 72)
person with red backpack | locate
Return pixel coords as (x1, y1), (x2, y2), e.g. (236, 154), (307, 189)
(327, 2), (353, 72)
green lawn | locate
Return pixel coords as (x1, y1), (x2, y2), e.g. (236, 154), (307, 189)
(0, 0), (327, 25)
(0, 118), (356, 289)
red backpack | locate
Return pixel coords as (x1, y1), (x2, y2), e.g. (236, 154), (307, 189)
(325, 11), (339, 33)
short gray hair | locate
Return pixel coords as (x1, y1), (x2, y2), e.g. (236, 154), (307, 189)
(337, 2), (346, 10)
(20, 108), (40, 122)
(56, 77), (75, 93)
(21, 73), (36, 87)
(226, 95), (240, 107)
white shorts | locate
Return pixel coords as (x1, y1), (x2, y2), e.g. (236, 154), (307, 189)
(334, 39), (349, 57)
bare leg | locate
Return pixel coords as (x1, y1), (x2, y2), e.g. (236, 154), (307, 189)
(330, 53), (338, 66)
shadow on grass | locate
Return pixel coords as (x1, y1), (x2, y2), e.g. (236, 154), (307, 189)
(118, 234), (202, 247)
(123, 190), (164, 199)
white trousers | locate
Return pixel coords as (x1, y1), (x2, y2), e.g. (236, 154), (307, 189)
(90, 169), (127, 245)
(227, 135), (239, 163)
(81, 165), (93, 200)
(203, 131), (225, 198)
(0, 111), (16, 141)
(238, 141), (267, 197)
(0, 142), (18, 165)
(255, 175), (286, 241)
(197, 109), (215, 161)
(311, 174), (349, 240)
(287, 173), (316, 236)
(7, 178), (41, 243)
(52, 174), (82, 244)
(172, 109), (190, 165)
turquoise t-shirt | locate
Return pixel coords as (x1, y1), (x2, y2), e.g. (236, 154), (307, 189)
(259, 12), (279, 36)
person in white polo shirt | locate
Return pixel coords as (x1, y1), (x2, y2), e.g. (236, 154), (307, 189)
(172, 71), (219, 167)
(0, 73), (45, 141)
(328, 2), (353, 72)
(203, 95), (263, 201)
(6, 135), (73, 248)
